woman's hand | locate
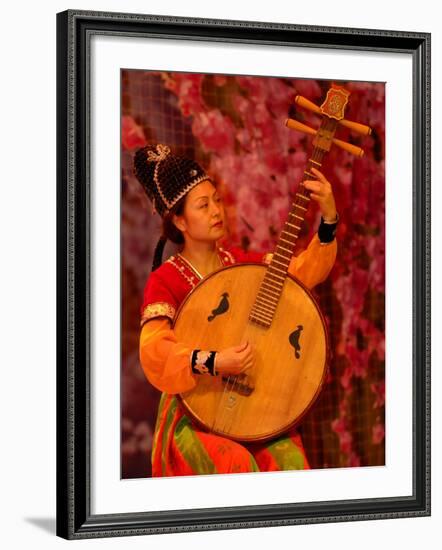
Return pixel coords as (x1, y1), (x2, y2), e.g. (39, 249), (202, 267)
(215, 341), (254, 376)
(303, 167), (337, 222)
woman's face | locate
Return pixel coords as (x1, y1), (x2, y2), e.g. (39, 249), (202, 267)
(173, 180), (226, 244)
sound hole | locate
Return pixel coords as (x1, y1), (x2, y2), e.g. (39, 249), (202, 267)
(289, 324), (304, 359)
(207, 292), (230, 321)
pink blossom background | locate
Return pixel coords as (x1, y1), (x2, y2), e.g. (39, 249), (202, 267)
(121, 70), (385, 477)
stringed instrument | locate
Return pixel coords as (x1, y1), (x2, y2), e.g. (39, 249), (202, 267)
(174, 84), (371, 442)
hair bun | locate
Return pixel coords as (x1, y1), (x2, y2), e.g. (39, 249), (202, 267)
(133, 143), (212, 218)
(146, 144), (171, 163)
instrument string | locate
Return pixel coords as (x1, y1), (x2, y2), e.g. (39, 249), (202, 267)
(214, 341), (253, 432)
(212, 371), (236, 432)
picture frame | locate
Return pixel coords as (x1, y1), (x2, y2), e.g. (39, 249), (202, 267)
(56, 9), (430, 539)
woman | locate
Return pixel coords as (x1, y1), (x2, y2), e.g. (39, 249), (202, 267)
(133, 143), (339, 477)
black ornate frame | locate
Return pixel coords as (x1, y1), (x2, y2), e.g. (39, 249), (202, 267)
(56, 9), (431, 539)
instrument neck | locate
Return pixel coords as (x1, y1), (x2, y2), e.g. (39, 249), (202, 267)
(249, 118), (338, 328)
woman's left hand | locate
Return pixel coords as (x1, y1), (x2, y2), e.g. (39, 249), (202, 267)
(303, 167), (337, 222)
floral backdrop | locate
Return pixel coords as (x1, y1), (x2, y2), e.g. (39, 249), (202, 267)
(121, 69), (385, 478)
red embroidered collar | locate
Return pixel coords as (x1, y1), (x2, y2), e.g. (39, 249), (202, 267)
(165, 246), (235, 288)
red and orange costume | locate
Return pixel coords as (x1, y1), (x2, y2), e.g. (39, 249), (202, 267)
(139, 234), (337, 476)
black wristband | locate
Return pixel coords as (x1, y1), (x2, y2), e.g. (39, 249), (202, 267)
(318, 214), (339, 243)
(191, 349), (217, 376)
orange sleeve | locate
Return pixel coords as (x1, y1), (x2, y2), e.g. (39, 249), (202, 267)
(288, 233), (337, 288)
(139, 318), (197, 395)
(264, 234), (337, 289)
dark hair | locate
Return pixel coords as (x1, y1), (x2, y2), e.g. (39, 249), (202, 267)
(133, 143), (214, 271)
(151, 195), (186, 272)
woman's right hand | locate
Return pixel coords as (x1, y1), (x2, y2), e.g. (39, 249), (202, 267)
(215, 341), (254, 376)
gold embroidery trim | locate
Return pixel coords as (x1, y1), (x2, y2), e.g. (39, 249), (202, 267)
(262, 253), (273, 264)
(141, 302), (176, 325)
(218, 247), (235, 265)
(166, 256), (199, 288)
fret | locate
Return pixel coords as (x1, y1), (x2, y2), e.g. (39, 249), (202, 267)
(281, 229), (296, 238)
(304, 171), (315, 178)
(250, 307), (274, 323)
(280, 237), (296, 247)
(287, 222), (301, 231)
(293, 214), (303, 221)
(275, 245), (292, 255)
(292, 204), (307, 212)
(251, 315), (272, 328)
(271, 257), (289, 269)
(263, 277), (283, 288)
(268, 265), (286, 276)
(252, 306), (273, 322)
(269, 260), (287, 274)
(266, 271), (286, 282)
(280, 231), (297, 242)
(255, 306), (276, 320)
(286, 221), (298, 230)
(309, 158), (321, 166)
(249, 315), (271, 328)
(262, 278), (283, 291)
(296, 193), (310, 202)
(252, 302), (278, 318)
(261, 282), (282, 297)
(273, 251), (291, 263)
(256, 293), (278, 308)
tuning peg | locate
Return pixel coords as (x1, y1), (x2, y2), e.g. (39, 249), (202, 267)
(339, 118), (372, 136)
(294, 95), (372, 136)
(285, 117), (365, 157)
